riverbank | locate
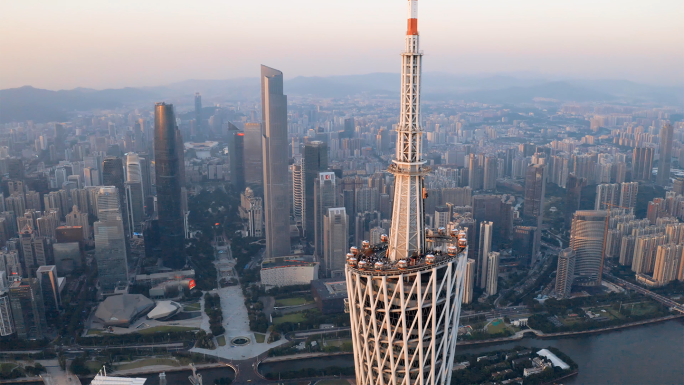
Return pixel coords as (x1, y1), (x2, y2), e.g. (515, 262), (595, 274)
(458, 313), (683, 346)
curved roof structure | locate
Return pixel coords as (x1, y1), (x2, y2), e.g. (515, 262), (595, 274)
(94, 294), (155, 327)
(147, 301), (181, 320)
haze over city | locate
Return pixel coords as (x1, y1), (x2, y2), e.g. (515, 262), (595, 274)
(2, 0), (684, 90)
(0, 1), (683, 384)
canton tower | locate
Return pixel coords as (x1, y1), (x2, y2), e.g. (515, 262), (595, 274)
(345, 1), (469, 385)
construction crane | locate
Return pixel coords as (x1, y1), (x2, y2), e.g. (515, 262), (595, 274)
(599, 202), (632, 283)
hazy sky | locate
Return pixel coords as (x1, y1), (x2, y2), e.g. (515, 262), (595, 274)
(1, 0), (683, 90)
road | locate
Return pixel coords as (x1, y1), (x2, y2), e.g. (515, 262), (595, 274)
(603, 273), (684, 314)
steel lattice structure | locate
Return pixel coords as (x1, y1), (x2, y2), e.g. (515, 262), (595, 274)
(345, 2), (468, 384)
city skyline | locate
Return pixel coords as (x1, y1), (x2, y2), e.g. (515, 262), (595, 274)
(2, 1), (684, 90)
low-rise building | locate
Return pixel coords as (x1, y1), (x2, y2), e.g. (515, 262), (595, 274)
(260, 256), (318, 287)
(311, 278), (348, 314)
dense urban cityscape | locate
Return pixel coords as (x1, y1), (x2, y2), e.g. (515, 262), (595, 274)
(0, 1), (683, 384)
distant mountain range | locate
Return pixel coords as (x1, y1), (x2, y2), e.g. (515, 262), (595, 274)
(2, 74), (682, 123)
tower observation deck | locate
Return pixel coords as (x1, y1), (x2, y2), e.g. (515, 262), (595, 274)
(345, 2), (469, 385)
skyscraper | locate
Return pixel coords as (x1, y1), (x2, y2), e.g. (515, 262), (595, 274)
(656, 123), (673, 186)
(463, 258), (476, 304)
(304, 141), (328, 241)
(243, 123), (263, 188)
(485, 251), (500, 296)
(230, 132), (245, 192)
(346, 4), (468, 383)
(102, 156), (130, 239)
(632, 146), (654, 181)
(323, 207), (348, 277)
(94, 187), (129, 292)
(595, 183), (620, 210)
(261, 65), (291, 259)
(478, 221), (494, 288)
(154, 103), (186, 269)
(570, 210), (607, 286)
(291, 163), (305, 231)
(483, 155), (498, 191)
(314, 172), (336, 257)
(36, 265), (61, 316)
(523, 164), (546, 220)
(555, 248), (576, 298)
(9, 278), (47, 340)
(194, 92), (202, 138)
(565, 173), (585, 228)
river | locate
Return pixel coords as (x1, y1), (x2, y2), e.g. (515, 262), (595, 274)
(259, 319), (684, 384)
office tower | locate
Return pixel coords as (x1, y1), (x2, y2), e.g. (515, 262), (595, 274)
(36, 265), (60, 316)
(485, 251), (500, 296)
(472, 194), (513, 243)
(632, 147), (654, 181)
(569, 210), (608, 286)
(0, 287), (14, 337)
(9, 278), (47, 340)
(523, 164), (546, 219)
(240, 188), (263, 238)
(125, 182), (145, 233)
(483, 155), (498, 190)
(512, 225), (538, 264)
(154, 103), (186, 268)
(314, 172), (337, 257)
(102, 156), (130, 238)
(656, 123), (673, 186)
(346, 4), (468, 385)
(194, 92), (202, 137)
(619, 182), (639, 210)
(304, 141), (328, 241)
(653, 244), (683, 285)
(555, 248), (576, 299)
(343, 117), (355, 138)
(323, 207), (348, 277)
(595, 183), (620, 210)
(261, 65), (291, 258)
(291, 163), (304, 231)
(463, 258), (476, 304)
(94, 187), (128, 292)
(230, 132), (245, 192)
(243, 123), (263, 188)
(478, 221), (494, 288)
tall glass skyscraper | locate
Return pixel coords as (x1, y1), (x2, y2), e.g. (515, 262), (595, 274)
(154, 103), (186, 269)
(261, 65), (291, 259)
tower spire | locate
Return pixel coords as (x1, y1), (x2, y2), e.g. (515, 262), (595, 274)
(387, 0), (427, 261)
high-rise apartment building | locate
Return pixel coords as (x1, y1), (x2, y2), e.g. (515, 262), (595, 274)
(656, 123), (673, 186)
(483, 155), (498, 191)
(261, 65), (291, 259)
(345, 4), (468, 384)
(291, 163), (305, 231)
(463, 258), (476, 304)
(619, 182), (639, 209)
(478, 221), (493, 289)
(323, 207), (348, 277)
(652, 244), (683, 285)
(555, 248), (576, 298)
(632, 147), (654, 181)
(595, 183), (620, 210)
(154, 103), (186, 269)
(632, 234), (667, 275)
(485, 251), (500, 296)
(468, 154), (483, 190)
(9, 278), (47, 340)
(304, 141), (328, 241)
(570, 210), (608, 286)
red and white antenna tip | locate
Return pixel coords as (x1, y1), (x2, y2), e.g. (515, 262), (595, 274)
(407, 0), (418, 35)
